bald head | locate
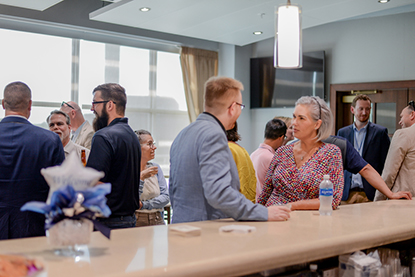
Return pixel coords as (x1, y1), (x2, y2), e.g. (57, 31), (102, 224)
(60, 100), (85, 130)
(2, 81), (32, 118)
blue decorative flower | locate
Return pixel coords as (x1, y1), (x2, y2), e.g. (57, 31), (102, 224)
(21, 184), (112, 239)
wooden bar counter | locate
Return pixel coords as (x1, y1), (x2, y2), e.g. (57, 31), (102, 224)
(1, 200), (415, 276)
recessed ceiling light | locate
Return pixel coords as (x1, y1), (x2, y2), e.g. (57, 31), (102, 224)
(253, 31), (263, 35)
(140, 7), (151, 12)
(378, 0), (389, 3)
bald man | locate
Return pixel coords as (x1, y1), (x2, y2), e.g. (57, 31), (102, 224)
(0, 81), (64, 240)
(60, 101), (94, 149)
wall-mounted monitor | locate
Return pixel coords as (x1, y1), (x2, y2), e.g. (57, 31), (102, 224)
(250, 51), (325, 108)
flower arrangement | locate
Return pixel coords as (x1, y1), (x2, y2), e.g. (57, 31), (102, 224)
(20, 152), (112, 246)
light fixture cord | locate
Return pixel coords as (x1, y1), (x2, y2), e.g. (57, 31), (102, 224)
(287, 0), (291, 5)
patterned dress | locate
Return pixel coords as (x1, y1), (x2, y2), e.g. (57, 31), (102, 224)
(257, 143), (344, 209)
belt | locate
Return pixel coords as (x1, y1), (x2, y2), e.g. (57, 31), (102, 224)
(350, 187), (364, 192)
(107, 213), (135, 219)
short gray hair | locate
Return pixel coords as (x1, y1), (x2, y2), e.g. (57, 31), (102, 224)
(47, 110), (71, 125)
(134, 129), (152, 144)
(295, 96), (333, 142)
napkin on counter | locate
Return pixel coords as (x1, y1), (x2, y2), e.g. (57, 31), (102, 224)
(219, 225), (256, 234)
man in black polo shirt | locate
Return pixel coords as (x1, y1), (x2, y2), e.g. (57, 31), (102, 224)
(87, 83), (141, 229)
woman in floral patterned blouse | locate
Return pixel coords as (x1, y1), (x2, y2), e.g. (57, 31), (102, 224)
(257, 96), (344, 210)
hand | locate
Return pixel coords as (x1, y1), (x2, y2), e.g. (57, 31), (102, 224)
(140, 166), (158, 180)
(389, 191), (412, 200)
(267, 205), (291, 221)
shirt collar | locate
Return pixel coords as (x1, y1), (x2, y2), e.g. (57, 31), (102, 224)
(353, 121), (369, 132)
(5, 114), (27, 120)
(203, 112), (226, 134)
(259, 143), (276, 154)
(73, 120), (87, 137)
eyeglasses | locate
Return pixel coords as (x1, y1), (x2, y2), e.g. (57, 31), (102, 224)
(61, 101), (75, 110)
(228, 102), (245, 110)
(142, 141), (156, 148)
(408, 100), (415, 111)
(91, 100), (116, 106)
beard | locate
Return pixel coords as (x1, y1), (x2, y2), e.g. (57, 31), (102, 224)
(93, 105), (109, 132)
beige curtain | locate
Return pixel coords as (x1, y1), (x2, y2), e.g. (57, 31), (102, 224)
(180, 47), (218, 122)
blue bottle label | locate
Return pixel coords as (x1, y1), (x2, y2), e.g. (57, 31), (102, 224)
(320, 188), (333, 196)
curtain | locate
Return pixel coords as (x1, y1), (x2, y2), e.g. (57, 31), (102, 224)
(180, 47), (218, 122)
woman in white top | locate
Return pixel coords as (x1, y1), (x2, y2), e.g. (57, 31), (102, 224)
(134, 130), (170, 227)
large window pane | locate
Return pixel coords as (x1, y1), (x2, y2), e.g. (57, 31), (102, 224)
(0, 28), (71, 102)
(120, 46), (150, 97)
(152, 113), (190, 174)
(79, 40), (105, 105)
(156, 52), (186, 111)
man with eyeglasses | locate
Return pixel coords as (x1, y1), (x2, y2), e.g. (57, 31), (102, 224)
(169, 76), (290, 224)
(250, 118), (287, 202)
(86, 83), (141, 229)
(60, 101), (95, 149)
(0, 81), (64, 240)
(375, 101), (415, 200)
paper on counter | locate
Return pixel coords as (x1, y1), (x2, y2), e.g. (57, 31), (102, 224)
(219, 225), (256, 234)
(169, 225), (201, 237)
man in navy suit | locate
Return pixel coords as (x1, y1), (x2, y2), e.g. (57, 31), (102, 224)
(337, 94), (390, 203)
(0, 81), (64, 240)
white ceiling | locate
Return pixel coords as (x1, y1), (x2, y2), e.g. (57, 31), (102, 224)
(89, 0), (415, 46)
(0, 0), (63, 11)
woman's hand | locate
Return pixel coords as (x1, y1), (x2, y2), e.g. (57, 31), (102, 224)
(389, 191), (412, 200)
(140, 166), (158, 180)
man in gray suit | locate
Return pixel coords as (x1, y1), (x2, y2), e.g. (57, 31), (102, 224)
(169, 76), (291, 224)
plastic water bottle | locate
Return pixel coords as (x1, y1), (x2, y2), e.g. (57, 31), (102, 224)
(319, 175), (333, 216)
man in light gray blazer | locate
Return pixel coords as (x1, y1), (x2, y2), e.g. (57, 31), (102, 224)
(374, 102), (415, 200)
(169, 76), (291, 224)
(61, 101), (94, 149)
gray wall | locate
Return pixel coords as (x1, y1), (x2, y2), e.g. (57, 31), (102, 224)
(237, 11), (415, 154)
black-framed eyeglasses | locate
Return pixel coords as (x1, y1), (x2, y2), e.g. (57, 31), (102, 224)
(61, 101), (75, 110)
(228, 102), (245, 110)
(91, 100), (116, 106)
(408, 100), (415, 111)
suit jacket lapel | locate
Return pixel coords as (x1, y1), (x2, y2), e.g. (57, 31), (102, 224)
(362, 122), (373, 157)
(347, 125), (354, 145)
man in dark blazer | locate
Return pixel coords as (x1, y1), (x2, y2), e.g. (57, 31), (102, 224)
(337, 94), (390, 203)
(0, 81), (64, 240)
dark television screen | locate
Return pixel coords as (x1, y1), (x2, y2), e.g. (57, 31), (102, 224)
(250, 51), (325, 108)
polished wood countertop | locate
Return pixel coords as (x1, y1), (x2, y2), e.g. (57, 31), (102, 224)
(1, 200), (415, 276)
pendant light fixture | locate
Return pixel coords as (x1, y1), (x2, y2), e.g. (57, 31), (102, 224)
(274, 0), (302, 68)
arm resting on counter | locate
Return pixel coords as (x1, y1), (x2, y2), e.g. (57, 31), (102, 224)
(360, 164), (412, 200)
(290, 198), (320, 211)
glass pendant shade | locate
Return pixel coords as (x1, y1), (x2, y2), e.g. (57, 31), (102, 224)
(274, 2), (303, 68)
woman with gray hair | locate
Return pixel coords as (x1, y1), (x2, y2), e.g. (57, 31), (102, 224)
(257, 96), (344, 211)
(134, 129), (169, 226)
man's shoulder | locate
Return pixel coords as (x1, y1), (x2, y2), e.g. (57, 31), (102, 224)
(368, 122), (387, 132)
(81, 120), (94, 133)
(338, 124), (352, 133)
(31, 124), (61, 141)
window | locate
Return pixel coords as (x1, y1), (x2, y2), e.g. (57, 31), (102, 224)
(0, 27), (189, 175)
(0, 28), (72, 124)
